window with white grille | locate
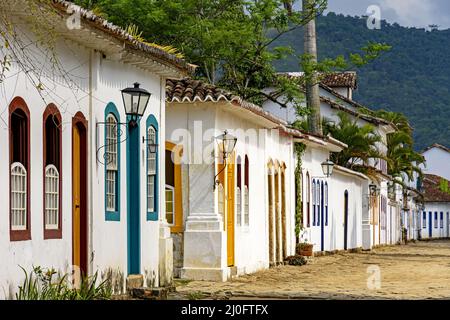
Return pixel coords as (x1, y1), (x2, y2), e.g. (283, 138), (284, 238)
(236, 187), (241, 226)
(244, 186), (249, 226)
(106, 114), (118, 212)
(11, 162), (27, 231)
(147, 126), (157, 213)
(45, 165), (59, 229)
(244, 156), (249, 226)
(165, 186), (175, 225)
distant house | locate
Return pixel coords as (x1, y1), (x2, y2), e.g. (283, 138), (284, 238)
(262, 72), (404, 249)
(419, 174), (450, 239)
(0, 0), (192, 297)
(421, 144), (450, 181)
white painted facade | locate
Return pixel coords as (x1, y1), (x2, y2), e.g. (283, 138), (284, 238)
(0, 2), (189, 298)
(419, 203), (450, 239)
(421, 146), (450, 181)
(165, 100), (296, 281)
(263, 80), (402, 250)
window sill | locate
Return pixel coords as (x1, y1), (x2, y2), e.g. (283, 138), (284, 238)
(10, 230), (31, 242)
(147, 211), (158, 221)
(105, 211), (120, 222)
(44, 229), (62, 240)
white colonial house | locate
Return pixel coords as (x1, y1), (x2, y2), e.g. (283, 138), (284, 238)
(421, 144), (450, 181)
(419, 174), (450, 239)
(164, 79), (298, 281)
(0, 0), (193, 298)
(263, 72), (403, 250)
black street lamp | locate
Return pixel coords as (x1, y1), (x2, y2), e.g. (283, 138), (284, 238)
(121, 82), (151, 127)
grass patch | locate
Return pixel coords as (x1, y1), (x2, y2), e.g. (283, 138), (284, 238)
(16, 266), (112, 300)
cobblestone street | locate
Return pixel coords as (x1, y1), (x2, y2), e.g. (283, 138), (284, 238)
(171, 240), (450, 300)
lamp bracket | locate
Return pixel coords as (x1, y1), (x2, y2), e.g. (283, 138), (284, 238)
(96, 121), (129, 166)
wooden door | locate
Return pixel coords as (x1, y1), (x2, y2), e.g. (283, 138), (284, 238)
(226, 154), (235, 267)
(73, 124), (81, 271)
(72, 117), (87, 276)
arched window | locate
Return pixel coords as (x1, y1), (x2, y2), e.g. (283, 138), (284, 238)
(244, 155), (249, 226)
(312, 179), (316, 226)
(10, 98), (31, 241)
(317, 180), (321, 226)
(43, 105), (62, 238)
(422, 211), (427, 229)
(306, 172), (310, 227)
(325, 182), (328, 226)
(105, 108), (121, 221)
(236, 156), (242, 226)
(146, 114), (159, 221)
(147, 126), (157, 214)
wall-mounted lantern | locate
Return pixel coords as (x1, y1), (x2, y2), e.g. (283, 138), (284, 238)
(369, 183), (380, 197)
(320, 159), (335, 178)
(121, 82), (151, 127)
(213, 130), (237, 189)
(96, 83), (152, 165)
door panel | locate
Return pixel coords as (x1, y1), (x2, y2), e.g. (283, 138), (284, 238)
(73, 125), (81, 270)
(72, 118), (87, 276)
(226, 154), (235, 267)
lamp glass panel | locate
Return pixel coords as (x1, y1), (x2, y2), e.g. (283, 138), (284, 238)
(138, 94), (150, 116)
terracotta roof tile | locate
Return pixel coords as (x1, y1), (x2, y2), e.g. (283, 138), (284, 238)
(422, 143), (450, 154)
(51, 0), (195, 75)
(423, 174), (450, 202)
(321, 72), (357, 89)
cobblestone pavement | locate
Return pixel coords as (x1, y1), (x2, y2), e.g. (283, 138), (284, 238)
(171, 240), (450, 300)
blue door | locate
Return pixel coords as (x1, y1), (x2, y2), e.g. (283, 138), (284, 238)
(320, 181), (325, 252)
(127, 120), (141, 275)
(428, 212), (432, 238)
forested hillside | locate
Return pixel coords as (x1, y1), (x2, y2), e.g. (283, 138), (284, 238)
(273, 12), (450, 151)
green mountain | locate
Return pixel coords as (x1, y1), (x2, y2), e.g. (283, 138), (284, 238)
(273, 12), (450, 151)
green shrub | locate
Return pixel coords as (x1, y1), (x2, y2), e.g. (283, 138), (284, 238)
(16, 266), (112, 300)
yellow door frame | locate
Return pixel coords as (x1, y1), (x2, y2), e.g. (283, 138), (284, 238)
(166, 141), (183, 233)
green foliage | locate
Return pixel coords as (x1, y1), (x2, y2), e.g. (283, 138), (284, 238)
(323, 112), (383, 168)
(440, 179), (450, 194)
(294, 142), (306, 240)
(374, 110), (425, 182)
(16, 266), (112, 300)
(273, 12), (450, 150)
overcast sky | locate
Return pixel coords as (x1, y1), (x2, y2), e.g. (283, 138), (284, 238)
(324, 0), (450, 29)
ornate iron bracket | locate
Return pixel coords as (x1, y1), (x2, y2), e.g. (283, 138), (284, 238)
(96, 121), (129, 166)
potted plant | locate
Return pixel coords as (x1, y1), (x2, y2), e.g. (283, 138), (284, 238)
(296, 241), (314, 257)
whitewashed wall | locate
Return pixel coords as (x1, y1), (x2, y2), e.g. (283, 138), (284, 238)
(420, 203), (450, 239)
(0, 28), (166, 297)
(166, 101), (296, 279)
(421, 148), (450, 181)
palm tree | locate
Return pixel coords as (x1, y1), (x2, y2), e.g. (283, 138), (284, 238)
(323, 112), (384, 169)
(375, 110), (425, 184)
(303, 0), (322, 135)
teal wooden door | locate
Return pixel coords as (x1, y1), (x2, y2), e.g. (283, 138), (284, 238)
(127, 120), (140, 274)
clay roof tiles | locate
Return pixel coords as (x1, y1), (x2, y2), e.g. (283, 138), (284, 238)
(423, 174), (450, 203)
